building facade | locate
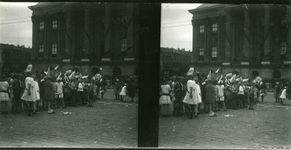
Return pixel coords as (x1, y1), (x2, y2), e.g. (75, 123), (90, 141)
(160, 47), (192, 76)
(29, 2), (139, 76)
(189, 4), (291, 79)
(0, 44), (32, 73)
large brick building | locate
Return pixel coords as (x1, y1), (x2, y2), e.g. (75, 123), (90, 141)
(160, 47), (192, 76)
(28, 2), (139, 76)
(0, 44), (31, 73)
(189, 4), (291, 80)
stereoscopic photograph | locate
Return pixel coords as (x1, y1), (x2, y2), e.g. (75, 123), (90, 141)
(0, 2), (138, 148)
(159, 3), (291, 149)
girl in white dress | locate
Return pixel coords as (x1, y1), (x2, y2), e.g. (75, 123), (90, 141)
(0, 76), (10, 114)
(119, 83), (127, 102)
(32, 76), (40, 114)
(159, 79), (172, 116)
(279, 86), (288, 105)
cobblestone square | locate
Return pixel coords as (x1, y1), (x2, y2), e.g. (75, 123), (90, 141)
(159, 92), (291, 148)
(0, 89), (138, 148)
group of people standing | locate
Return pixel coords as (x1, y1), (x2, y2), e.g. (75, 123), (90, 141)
(159, 69), (287, 119)
(113, 76), (137, 102)
(0, 66), (137, 116)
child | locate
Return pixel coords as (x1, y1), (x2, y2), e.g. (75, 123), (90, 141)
(217, 82), (226, 111)
(279, 86), (288, 105)
(88, 81), (94, 107)
(119, 83), (127, 102)
(77, 78), (85, 106)
(55, 78), (66, 108)
(260, 89), (266, 102)
(249, 84), (256, 110)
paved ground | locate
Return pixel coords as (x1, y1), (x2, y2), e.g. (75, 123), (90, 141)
(0, 89), (138, 148)
(159, 92), (291, 149)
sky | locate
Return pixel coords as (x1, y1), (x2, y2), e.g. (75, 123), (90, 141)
(161, 3), (201, 51)
(0, 2), (37, 48)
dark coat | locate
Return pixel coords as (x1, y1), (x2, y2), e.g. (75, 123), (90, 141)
(43, 81), (55, 101)
(127, 78), (136, 98)
(205, 83), (216, 104)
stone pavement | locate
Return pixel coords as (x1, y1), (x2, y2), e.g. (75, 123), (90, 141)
(159, 92), (291, 149)
(0, 89), (138, 148)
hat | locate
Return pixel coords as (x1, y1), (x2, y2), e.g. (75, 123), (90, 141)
(186, 67), (194, 76)
(25, 64), (33, 73)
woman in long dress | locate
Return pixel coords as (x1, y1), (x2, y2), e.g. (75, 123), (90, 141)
(159, 79), (172, 117)
(0, 75), (10, 114)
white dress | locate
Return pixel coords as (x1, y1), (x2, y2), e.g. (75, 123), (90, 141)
(0, 81), (10, 101)
(159, 84), (172, 105)
(55, 82), (64, 98)
(183, 80), (200, 105)
(119, 86), (127, 96)
(21, 77), (36, 102)
(195, 83), (202, 103)
(33, 80), (40, 101)
(217, 85), (225, 101)
(280, 89), (287, 99)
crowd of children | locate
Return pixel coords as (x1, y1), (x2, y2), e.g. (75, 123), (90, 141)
(0, 65), (137, 116)
(159, 68), (290, 119)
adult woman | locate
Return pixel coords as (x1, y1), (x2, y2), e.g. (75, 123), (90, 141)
(127, 76), (136, 102)
(205, 80), (217, 117)
(0, 75), (10, 114)
(159, 79), (172, 117)
(114, 78), (122, 100)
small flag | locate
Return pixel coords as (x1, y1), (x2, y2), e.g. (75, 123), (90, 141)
(54, 65), (59, 70)
(186, 67), (194, 76)
(207, 70), (211, 80)
(215, 68), (220, 74)
(230, 74), (236, 83)
(218, 75), (223, 82)
(82, 75), (89, 79)
(69, 71), (76, 80)
(25, 64), (33, 73)
(57, 72), (62, 80)
(242, 78), (249, 82)
(46, 67), (51, 77)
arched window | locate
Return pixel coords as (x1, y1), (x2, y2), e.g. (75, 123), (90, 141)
(113, 67), (122, 76)
(273, 70), (281, 79)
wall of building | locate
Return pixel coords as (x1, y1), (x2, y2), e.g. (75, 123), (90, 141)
(28, 2), (138, 76)
(189, 4), (291, 79)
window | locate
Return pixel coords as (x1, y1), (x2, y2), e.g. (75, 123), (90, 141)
(121, 39), (127, 52)
(121, 14), (128, 23)
(39, 44), (44, 58)
(39, 21), (44, 30)
(199, 25), (204, 34)
(52, 20), (57, 29)
(211, 47), (218, 61)
(212, 23), (217, 32)
(281, 42), (287, 55)
(52, 43), (57, 58)
(198, 48), (204, 61)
